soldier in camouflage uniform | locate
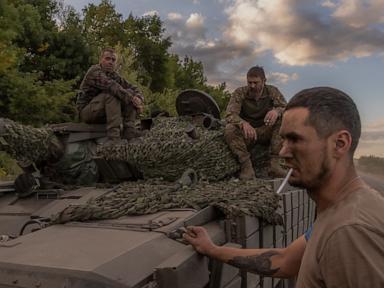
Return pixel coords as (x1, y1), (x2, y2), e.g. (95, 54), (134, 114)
(76, 48), (144, 143)
(224, 66), (287, 180)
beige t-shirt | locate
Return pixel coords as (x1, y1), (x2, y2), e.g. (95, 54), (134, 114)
(296, 181), (384, 288)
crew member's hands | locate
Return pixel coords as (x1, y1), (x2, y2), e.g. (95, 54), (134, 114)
(132, 95), (144, 113)
(183, 226), (216, 255)
(241, 121), (257, 141)
(264, 109), (279, 126)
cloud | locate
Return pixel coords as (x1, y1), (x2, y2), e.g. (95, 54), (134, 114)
(223, 0), (384, 66)
(331, 0), (384, 28)
(361, 117), (384, 141)
(164, 0), (384, 90)
(167, 12), (183, 21)
(268, 72), (299, 84)
(321, 0), (337, 8)
(186, 13), (205, 30)
(357, 117), (384, 157)
(356, 140), (384, 157)
(142, 10), (158, 17)
(165, 11), (259, 89)
(166, 12), (207, 43)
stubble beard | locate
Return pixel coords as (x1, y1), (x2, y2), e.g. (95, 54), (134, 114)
(102, 66), (114, 73)
(249, 86), (263, 98)
(289, 146), (331, 193)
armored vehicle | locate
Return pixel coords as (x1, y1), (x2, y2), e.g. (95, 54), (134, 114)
(0, 90), (316, 288)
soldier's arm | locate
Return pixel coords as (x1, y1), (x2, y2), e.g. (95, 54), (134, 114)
(118, 75), (144, 102)
(184, 226), (306, 278)
(86, 66), (135, 102)
(270, 86), (287, 116)
(223, 235), (306, 278)
(225, 88), (246, 126)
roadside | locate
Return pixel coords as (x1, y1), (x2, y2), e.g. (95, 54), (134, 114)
(358, 169), (384, 195)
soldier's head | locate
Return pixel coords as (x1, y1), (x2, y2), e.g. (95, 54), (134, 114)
(279, 87), (361, 190)
(100, 48), (117, 72)
(247, 66), (266, 97)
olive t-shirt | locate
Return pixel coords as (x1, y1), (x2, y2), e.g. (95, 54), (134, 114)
(296, 180), (384, 288)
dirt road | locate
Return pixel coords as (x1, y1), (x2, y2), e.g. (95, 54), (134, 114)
(358, 171), (384, 195)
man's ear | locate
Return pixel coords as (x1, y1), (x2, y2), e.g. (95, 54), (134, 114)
(333, 130), (352, 157)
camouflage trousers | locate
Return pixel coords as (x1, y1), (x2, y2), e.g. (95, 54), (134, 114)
(224, 120), (282, 163)
(79, 93), (137, 138)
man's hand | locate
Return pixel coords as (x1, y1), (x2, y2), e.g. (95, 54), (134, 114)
(132, 95), (144, 113)
(183, 226), (217, 255)
(241, 121), (257, 141)
(264, 109), (279, 126)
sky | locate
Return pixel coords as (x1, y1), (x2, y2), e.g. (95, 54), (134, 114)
(64, 0), (384, 157)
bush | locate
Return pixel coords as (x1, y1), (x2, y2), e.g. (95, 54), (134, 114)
(0, 152), (21, 180)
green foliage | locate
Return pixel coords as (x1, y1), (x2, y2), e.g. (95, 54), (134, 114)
(0, 0), (21, 72)
(0, 70), (76, 125)
(82, 0), (124, 50)
(358, 155), (384, 176)
(13, 0), (93, 81)
(174, 56), (207, 89)
(0, 152), (21, 179)
(0, 0), (231, 127)
(145, 89), (180, 117)
(123, 14), (172, 92)
(205, 82), (231, 115)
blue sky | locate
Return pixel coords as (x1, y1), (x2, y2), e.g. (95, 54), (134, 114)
(64, 0), (384, 157)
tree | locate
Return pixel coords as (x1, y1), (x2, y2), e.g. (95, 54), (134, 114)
(0, 0), (21, 73)
(174, 55), (207, 90)
(0, 0), (232, 125)
(0, 0), (79, 124)
(82, 0), (124, 50)
(122, 14), (172, 92)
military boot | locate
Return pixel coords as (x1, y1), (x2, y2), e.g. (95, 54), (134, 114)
(104, 137), (125, 146)
(239, 158), (256, 180)
(122, 127), (143, 141)
(104, 127), (123, 145)
(268, 157), (287, 178)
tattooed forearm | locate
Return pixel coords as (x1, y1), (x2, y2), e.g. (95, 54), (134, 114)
(227, 251), (281, 276)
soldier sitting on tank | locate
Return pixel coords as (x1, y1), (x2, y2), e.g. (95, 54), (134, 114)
(224, 66), (287, 180)
(76, 47), (144, 143)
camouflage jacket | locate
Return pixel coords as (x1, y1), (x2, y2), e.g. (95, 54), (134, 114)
(225, 84), (286, 128)
(76, 64), (143, 111)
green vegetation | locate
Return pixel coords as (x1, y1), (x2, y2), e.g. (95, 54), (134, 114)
(0, 152), (21, 180)
(357, 155), (384, 176)
(0, 0), (230, 126)
(0, 0), (231, 176)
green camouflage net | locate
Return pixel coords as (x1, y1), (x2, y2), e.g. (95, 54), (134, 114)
(0, 116), (271, 184)
(0, 118), (57, 165)
(97, 117), (241, 181)
(53, 178), (282, 225)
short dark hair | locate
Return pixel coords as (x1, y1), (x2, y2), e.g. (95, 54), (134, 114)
(286, 87), (361, 155)
(100, 47), (116, 57)
(247, 66), (266, 80)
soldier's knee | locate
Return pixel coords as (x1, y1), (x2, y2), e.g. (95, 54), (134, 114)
(224, 123), (238, 133)
(224, 123), (242, 143)
(102, 93), (119, 104)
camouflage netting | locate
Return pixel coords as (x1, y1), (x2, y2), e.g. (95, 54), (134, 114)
(0, 118), (59, 166)
(0, 116), (271, 184)
(53, 178), (282, 225)
(97, 117), (270, 181)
